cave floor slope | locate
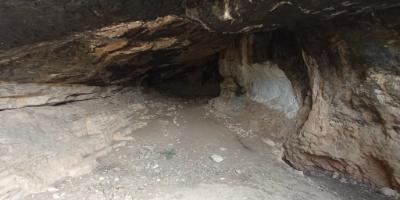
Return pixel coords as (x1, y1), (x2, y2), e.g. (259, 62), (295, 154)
(1, 89), (389, 200)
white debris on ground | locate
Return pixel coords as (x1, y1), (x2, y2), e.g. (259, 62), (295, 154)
(210, 154), (224, 163)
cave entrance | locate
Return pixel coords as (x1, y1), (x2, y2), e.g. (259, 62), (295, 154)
(140, 57), (222, 99)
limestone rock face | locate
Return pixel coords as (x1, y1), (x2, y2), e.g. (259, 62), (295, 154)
(185, 0), (400, 32)
(284, 11), (400, 190)
(0, 0), (184, 50)
(2, 0), (399, 50)
(216, 9), (400, 190)
(0, 83), (118, 110)
(0, 15), (231, 84)
(218, 35), (300, 119)
(1, 1), (399, 86)
(0, 85), (150, 199)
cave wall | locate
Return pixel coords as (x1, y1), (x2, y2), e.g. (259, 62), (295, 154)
(285, 10), (400, 190)
(218, 35), (301, 119)
(217, 9), (400, 190)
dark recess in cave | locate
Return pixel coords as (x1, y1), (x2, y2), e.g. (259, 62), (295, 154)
(96, 54), (223, 98)
(140, 57), (223, 98)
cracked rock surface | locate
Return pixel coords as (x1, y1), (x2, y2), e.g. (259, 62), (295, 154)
(0, 87), (150, 199)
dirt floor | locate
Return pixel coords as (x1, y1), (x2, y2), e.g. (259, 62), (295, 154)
(18, 90), (391, 200)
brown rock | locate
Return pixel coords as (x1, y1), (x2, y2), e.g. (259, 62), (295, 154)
(284, 11), (400, 190)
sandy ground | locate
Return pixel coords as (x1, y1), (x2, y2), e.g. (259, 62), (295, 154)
(22, 92), (391, 200)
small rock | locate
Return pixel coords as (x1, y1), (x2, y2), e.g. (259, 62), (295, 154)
(142, 145), (154, 151)
(113, 167), (121, 172)
(52, 194), (61, 199)
(293, 169), (304, 176)
(125, 195), (133, 199)
(151, 164), (159, 169)
(317, 185), (326, 191)
(112, 133), (134, 142)
(210, 154), (224, 163)
(47, 187), (59, 193)
(379, 187), (400, 198)
(350, 180), (358, 185)
(332, 172), (340, 179)
(339, 177), (347, 183)
(261, 138), (276, 147)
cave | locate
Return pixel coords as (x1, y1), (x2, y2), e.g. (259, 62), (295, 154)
(1, 1), (400, 200)
(139, 58), (222, 98)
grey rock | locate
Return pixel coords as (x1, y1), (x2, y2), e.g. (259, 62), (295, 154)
(379, 187), (400, 198)
(210, 154), (224, 163)
(0, 85), (149, 199)
(0, 83), (119, 110)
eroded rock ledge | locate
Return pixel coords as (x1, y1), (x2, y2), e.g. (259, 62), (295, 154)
(2, 0), (400, 50)
(0, 15), (232, 84)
